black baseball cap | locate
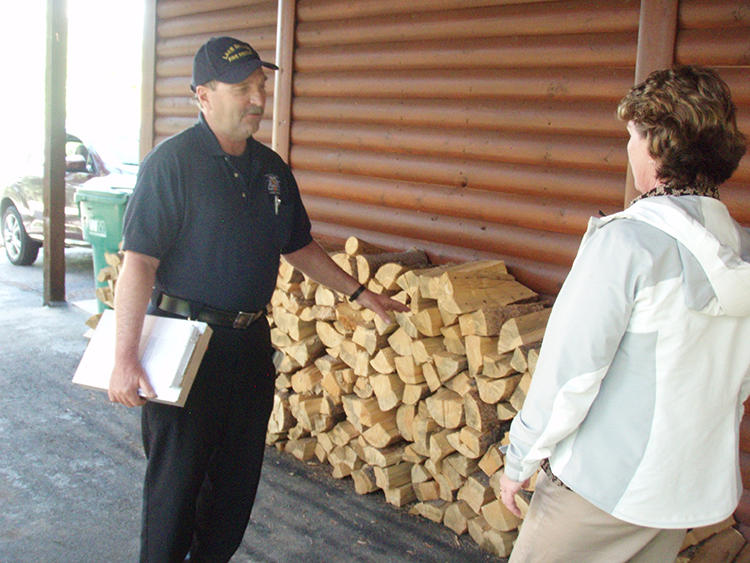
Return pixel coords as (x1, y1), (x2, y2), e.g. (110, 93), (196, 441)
(191, 36), (278, 92)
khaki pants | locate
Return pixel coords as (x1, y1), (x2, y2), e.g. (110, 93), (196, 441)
(509, 470), (686, 563)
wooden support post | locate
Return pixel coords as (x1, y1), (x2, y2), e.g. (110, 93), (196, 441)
(624, 0), (678, 205)
(272, 0), (295, 162)
(43, 0), (68, 305)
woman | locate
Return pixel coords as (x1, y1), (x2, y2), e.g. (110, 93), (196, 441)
(499, 65), (750, 562)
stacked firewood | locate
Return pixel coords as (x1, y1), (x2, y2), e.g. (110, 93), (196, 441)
(266, 237), (550, 557)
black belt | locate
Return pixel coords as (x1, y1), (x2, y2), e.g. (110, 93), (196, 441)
(157, 294), (264, 329)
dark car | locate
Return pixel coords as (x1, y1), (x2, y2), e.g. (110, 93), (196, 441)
(1, 134), (124, 265)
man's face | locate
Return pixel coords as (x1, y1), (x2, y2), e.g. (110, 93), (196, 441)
(198, 68), (267, 143)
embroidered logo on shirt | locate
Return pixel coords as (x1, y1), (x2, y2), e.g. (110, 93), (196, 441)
(265, 174), (281, 197)
(265, 174), (282, 215)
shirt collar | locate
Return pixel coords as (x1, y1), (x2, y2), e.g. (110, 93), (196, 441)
(196, 112), (256, 158)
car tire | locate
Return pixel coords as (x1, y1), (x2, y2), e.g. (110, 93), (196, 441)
(2, 205), (40, 265)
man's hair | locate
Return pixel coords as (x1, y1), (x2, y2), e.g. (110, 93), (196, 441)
(617, 65), (746, 191)
(193, 80), (218, 111)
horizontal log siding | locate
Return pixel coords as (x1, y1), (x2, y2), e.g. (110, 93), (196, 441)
(150, 0), (279, 146)
(677, 0), (750, 529)
(291, 0), (641, 294)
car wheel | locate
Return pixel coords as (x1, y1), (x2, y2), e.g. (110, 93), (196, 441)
(2, 205), (40, 265)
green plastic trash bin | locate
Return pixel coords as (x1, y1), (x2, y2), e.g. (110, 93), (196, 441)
(75, 183), (133, 312)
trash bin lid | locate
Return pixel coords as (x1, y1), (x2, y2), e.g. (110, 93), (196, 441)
(75, 173), (135, 204)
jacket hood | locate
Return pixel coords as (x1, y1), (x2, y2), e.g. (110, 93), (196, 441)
(590, 196), (750, 317)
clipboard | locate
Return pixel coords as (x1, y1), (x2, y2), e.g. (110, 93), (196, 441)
(73, 309), (213, 406)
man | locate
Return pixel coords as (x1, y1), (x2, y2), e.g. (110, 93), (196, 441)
(109, 36), (408, 562)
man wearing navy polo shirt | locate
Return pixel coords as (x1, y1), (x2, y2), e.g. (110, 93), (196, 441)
(109, 36), (408, 562)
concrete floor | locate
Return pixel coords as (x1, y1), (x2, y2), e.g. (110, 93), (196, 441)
(0, 247), (501, 562)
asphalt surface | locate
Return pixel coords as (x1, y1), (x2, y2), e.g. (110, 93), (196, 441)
(0, 246), (501, 562)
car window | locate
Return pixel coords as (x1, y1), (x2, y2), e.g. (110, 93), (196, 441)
(65, 139), (95, 174)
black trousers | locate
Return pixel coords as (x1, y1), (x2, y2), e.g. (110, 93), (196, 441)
(139, 317), (276, 563)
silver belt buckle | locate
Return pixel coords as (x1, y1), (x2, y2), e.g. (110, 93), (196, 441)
(233, 311), (255, 329)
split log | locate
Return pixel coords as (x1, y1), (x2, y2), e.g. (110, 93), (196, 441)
(351, 465), (379, 494)
(496, 402), (517, 421)
(332, 252), (357, 276)
(344, 236), (386, 256)
(497, 308), (551, 354)
(429, 428), (456, 464)
(411, 462), (433, 484)
(272, 308), (316, 341)
(441, 324), (466, 355)
(425, 388), (464, 429)
(475, 374), (522, 405)
(433, 351), (468, 382)
(458, 301), (547, 337)
(394, 355), (425, 385)
(330, 419), (359, 446)
(481, 352), (515, 379)
(362, 417), (401, 448)
(370, 373), (404, 412)
(443, 501), (477, 535)
(414, 480), (441, 502)
(361, 442), (404, 468)
(314, 284), (338, 307)
(370, 347), (397, 374)
(411, 500), (449, 523)
(286, 335), (324, 367)
(352, 324), (392, 355)
(422, 362), (442, 393)
(339, 341), (372, 377)
(374, 462), (412, 490)
(333, 368), (356, 395)
(509, 371), (533, 412)
(445, 452), (479, 478)
(316, 321), (346, 348)
(444, 371), (474, 396)
(412, 306), (444, 337)
(387, 326), (414, 356)
(465, 334), (497, 376)
(481, 498), (522, 532)
(464, 388), (500, 432)
(285, 437), (317, 461)
(383, 483), (416, 507)
(356, 249), (429, 284)
(394, 311), (420, 338)
(438, 279), (537, 316)
(267, 391), (295, 434)
(411, 336), (445, 365)
(458, 471), (495, 513)
(402, 382), (430, 405)
(478, 446), (504, 477)
(291, 364), (323, 395)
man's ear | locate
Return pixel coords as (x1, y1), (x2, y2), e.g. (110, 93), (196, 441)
(195, 85), (211, 111)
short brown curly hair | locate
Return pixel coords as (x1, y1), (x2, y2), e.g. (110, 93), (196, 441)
(617, 65), (746, 191)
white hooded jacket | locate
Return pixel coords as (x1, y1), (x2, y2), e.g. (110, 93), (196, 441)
(504, 195), (750, 528)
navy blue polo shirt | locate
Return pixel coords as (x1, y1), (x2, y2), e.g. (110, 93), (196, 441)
(122, 113), (312, 312)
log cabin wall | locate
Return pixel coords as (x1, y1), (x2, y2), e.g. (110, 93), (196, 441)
(290, 0), (642, 296)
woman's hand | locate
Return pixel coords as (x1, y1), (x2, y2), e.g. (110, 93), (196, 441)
(499, 472), (529, 517)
